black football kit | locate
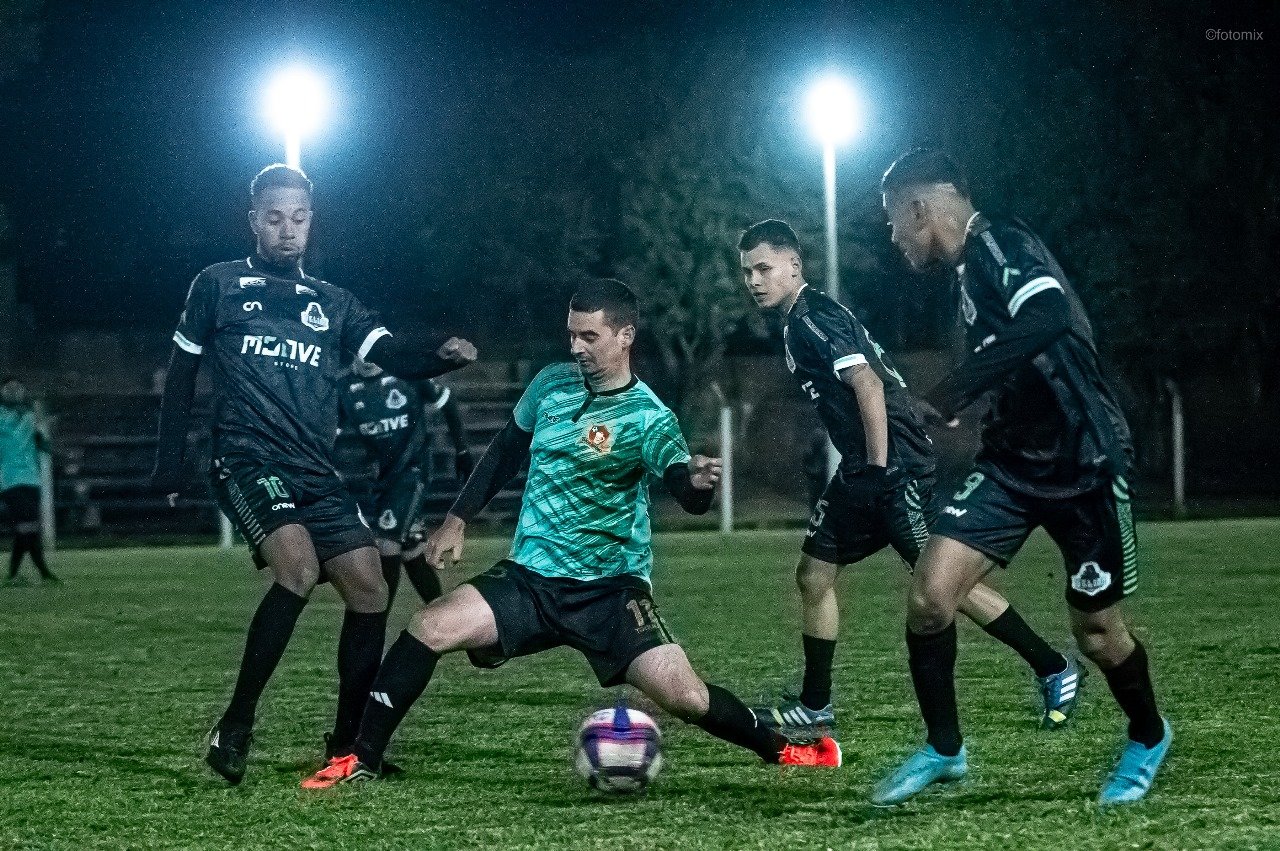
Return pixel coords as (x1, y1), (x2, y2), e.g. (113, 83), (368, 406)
(172, 255), (388, 562)
(783, 286), (936, 566)
(339, 375), (452, 542)
(926, 214), (1137, 612)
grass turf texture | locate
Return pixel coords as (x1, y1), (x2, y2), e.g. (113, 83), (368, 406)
(1, 520), (1277, 850)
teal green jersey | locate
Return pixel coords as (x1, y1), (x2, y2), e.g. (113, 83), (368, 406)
(0, 403), (42, 491)
(510, 362), (692, 582)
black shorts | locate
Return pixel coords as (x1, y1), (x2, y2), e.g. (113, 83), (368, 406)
(930, 466), (1138, 613)
(465, 561), (673, 687)
(0, 485), (39, 525)
(211, 455), (375, 565)
(360, 465), (426, 544)
(802, 470), (936, 567)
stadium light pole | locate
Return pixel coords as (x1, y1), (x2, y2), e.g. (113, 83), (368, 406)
(804, 74), (863, 306)
(265, 67), (327, 169)
(804, 75), (864, 478)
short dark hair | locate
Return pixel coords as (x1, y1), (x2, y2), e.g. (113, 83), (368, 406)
(881, 148), (970, 198)
(250, 164), (314, 206)
(570, 278), (639, 330)
(738, 219), (801, 254)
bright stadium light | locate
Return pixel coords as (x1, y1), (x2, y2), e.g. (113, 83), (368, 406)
(804, 75), (863, 147)
(264, 67), (328, 169)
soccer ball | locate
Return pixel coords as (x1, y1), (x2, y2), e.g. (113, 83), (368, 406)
(574, 704), (663, 794)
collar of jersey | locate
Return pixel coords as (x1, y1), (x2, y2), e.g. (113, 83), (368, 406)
(582, 373), (638, 397)
(785, 284), (809, 317)
(247, 255), (305, 281)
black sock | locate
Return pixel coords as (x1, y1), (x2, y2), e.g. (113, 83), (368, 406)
(27, 534), (51, 578)
(353, 631), (440, 768)
(9, 533), (29, 578)
(331, 609), (389, 752)
(799, 634), (836, 710)
(693, 684), (788, 764)
(220, 583), (308, 729)
(907, 622), (962, 757)
(981, 608), (1065, 677)
(1102, 640), (1164, 747)
(380, 555), (402, 609)
(402, 554), (442, 605)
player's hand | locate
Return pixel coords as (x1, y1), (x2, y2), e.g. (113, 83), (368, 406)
(688, 455), (722, 490)
(454, 448), (475, 482)
(436, 337), (478, 365)
(915, 397), (959, 429)
(424, 514), (466, 569)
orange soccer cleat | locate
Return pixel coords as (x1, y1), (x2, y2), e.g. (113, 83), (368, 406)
(301, 753), (378, 789)
(779, 736), (842, 768)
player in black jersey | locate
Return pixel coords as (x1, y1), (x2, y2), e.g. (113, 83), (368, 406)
(873, 150), (1168, 807)
(339, 359), (472, 607)
(151, 164), (477, 784)
(738, 220), (1074, 736)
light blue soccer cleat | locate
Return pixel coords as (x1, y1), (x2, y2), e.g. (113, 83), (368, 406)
(1038, 656), (1085, 729)
(1098, 718), (1172, 806)
(871, 744), (968, 806)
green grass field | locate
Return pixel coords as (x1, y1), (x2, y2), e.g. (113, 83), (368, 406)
(2, 520), (1278, 849)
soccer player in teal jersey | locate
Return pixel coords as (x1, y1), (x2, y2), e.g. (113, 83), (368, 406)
(0, 379), (57, 585)
(304, 279), (841, 787)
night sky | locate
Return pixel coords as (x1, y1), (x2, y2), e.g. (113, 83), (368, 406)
(2, 0), (1276, 343)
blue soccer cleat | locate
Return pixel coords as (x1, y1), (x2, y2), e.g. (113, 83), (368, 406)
(871, 744), (968, 806)
(1039, 655), (1085, 729)
(1098, 718), (1172, 806)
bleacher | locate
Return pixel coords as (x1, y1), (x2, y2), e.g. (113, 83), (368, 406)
(46, 373), (527, 541)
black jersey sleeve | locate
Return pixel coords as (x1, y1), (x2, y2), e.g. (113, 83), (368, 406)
(926, 280), (1071, 419)
(172, 270), (219, 355)
(449, 418), (532, 522)
(971, 221), (1065, 320)
(340, 291), (391, 362)
(415, 379), (450, 410)
(800, 299), (872, 375)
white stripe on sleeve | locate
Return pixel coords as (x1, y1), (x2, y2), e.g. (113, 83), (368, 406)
(173, 331), (203, 355)
(832, 353), (868, 375)
(430, 386), (451, 410)
(356, 327), (392, 361)
(1007, 276), (1063, 317)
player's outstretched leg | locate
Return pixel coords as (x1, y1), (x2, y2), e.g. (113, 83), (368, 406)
(958, 583), (1081, 728)
(753, 556), (839, 735)
(628, 644), (841, 768)
(872, 536), (988, 806)
(1071, 605), (1170, 805)
(303, 584), (499, 788)
(325, 548), (391, 760)
(208, 525), (317, 784)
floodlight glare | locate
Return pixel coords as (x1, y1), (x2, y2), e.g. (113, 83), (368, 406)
(804, 76), (862, 146)
(264, 67), (327, 168)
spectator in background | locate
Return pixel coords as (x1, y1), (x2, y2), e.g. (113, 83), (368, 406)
(0, 378), (58, 585)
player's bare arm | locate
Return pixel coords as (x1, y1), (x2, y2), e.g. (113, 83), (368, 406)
(838, 363), (889, 468)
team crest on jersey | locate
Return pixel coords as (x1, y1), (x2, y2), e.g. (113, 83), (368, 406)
(296, 283), (318, 296)
(301, 301), (329, 332)
(239, 276), (266, 288)
(583, 423), (614, 454)
(378, 509), (397, 530)
(386, 388), (408, 410)
(1070, 561), (1112, 596)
